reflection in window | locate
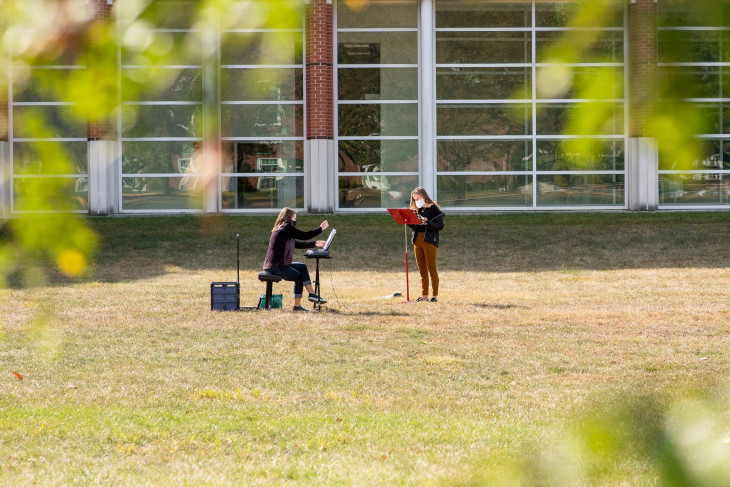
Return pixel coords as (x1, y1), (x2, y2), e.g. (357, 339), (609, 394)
(339, 175), (417, 209)
(536, 141), (624, 172)
(338, 140), (418, 173)
(221, 141), (304, 174)
(221, 176), (303, 209)
(122, 176), (204, 210)
(437, 140), (532, 172)
(438, 175), (533, 207)
(659, 174), (729, 205)
(536, 174), (624, 206)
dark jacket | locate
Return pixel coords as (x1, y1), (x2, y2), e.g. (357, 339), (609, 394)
(263, 223), (322, 269)
(409, 206), (445, 247)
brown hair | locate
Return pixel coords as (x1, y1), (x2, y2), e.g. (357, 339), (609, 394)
(409, 187), (439, 211)
(272, 207), (296, 233)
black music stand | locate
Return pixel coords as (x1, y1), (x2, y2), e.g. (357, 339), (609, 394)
(304, 251), (331, 311)
(387, 208), (422, 303)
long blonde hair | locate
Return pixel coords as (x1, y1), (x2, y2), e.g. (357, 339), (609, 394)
(409, 187), (440, 211)
(272, 207), (296, 233)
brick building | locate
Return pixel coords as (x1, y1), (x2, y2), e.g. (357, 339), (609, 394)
(1, 0), (728, 214)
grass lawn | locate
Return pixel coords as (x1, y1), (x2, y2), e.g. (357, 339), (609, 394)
(2, 212), (730, 486)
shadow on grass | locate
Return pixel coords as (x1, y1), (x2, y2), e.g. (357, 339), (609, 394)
(325, 309), (410, 317)
(471, 303), (527, 310)
(5, 212), (729, 285)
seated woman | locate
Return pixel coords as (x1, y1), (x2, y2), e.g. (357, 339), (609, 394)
(263, 207), (329, 312)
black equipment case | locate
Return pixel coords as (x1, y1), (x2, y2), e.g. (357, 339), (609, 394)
(210, 234), (242, 311)
(211, 282), (240, 310)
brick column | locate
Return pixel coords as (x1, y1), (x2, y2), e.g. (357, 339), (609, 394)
(627, 0), (659, 210)
(87, 0), (119, 215)
(305, 0), (335, 213)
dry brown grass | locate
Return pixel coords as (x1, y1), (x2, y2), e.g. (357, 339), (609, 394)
(1, 213), (729, 485)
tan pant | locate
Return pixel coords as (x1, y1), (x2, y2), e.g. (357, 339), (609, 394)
(413, 232), (439, 297)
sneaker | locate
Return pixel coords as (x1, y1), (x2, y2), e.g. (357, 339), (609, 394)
(308, 293), (328, 304)
(429, 297), (438, 302)
(416, 297), (427, 302)
(293, 305), (310, 312)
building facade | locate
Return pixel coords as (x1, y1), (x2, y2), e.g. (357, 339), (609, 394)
(1, 0), (728, 215)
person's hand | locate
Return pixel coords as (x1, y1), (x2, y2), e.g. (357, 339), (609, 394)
(320, 220), (329, 230)
(315, 240), (326, 248)
(421, 217), (428, 222)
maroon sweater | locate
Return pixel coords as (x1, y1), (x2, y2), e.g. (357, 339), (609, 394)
(263, 223), (322, 269)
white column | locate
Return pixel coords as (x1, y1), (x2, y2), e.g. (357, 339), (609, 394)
(0, 141), (9, 215)
(628, 137), (659, 211)
(88, 139), (120, 214)
(307, 138), (336, 213)
(420, 0), (436, 196)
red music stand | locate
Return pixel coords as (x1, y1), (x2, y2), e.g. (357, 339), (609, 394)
(387, 208), (423, 302)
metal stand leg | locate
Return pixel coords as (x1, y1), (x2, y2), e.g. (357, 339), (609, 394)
(313, 257), (321, 311)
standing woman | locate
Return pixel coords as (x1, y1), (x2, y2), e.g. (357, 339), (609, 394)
(263, 207), (329, 312)
(409, 187), (445, 302)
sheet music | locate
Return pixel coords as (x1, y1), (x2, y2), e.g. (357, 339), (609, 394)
(323, 229), (336, 251)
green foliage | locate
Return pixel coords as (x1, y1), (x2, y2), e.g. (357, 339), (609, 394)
(453, 388), (730, 487)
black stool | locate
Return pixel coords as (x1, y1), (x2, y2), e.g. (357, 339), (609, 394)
(258, 272), (283, 309)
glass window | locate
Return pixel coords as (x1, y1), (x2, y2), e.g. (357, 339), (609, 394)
(535, 174), (624, 206)
(222, 176), (304, 209)
(437, 68), (531, 100)
(13, 69), (81, 103)
(122, 31), (200, 66)
(13, 141), (88, 175)
(437, 140), (532, 172)
(536, 1), (623, 28)
(337, 32), (418, 65)
(122, 176), (204, 210)
(339, 68), (418, 101)
(437, 104), (532, 136)
(659, 66), (724, 99)
(122, 68), (202, 102)
(536, 103), (623, 136)
(222, 1), (303, 30)
(436, 1), (532, 29)
(536, 30), (624, 63)
(536, 67), (623, 100)
(659, 174), (729, 205)
(338, 104), (418, 137)
(659, 0), (730, 28)
(659, 139), (729, 171)
(536, 140), (624, 171)
(122, 105), (203, 138)
(135, 0), (200, 30)
(220, 32), (303, 65)
(436, 32), (532, 65)
(13, 105), (87, 139)
(437, 175), (533, 207)
(14, 177), (89, 211)
(337, 0), (417, 29)
(122, 141), (199, 175)
(658, 30), (724, 64)
(338, 175), (418, 209)
(221, 141), (304, 174)
(221, 104), (303, 138)
(221, 68), (303, 101)
(338, 140), (418, 173)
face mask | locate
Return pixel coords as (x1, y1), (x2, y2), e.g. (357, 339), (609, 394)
(415, 199), (425, 209)
(291, 220), (297, 227)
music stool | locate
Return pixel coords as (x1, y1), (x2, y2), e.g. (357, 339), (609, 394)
(258, 272), (283, 309)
